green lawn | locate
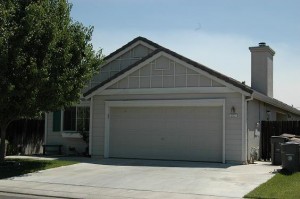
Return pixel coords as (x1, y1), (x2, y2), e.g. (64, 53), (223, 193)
(0, 158), (77, 179)
(245, 172), (300, 199)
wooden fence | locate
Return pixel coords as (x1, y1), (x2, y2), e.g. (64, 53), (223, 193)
(5, 119), (44, 155)
(261, 121), (300, 160)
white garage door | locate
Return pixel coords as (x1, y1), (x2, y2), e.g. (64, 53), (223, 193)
(109, 106), (223, 162)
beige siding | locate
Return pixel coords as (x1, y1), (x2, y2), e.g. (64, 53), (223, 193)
(247, 100), (260, 160)
(92, 92), (243, 163)
(45, 112), (87, 155)
(88, 44), (153, 90)
(108, 55), (225, 89)
(91, 97), (105, 156)
(247, 99), (300, 160)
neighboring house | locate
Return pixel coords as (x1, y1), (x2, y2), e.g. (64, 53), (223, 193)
(44, 37), (300, 164)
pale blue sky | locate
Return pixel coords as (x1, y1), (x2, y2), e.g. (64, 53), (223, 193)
(69, 0), (300, 108)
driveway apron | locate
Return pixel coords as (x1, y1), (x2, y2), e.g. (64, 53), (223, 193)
(0, 158), (280, 199)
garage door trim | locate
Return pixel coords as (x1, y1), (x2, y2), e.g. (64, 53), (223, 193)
(104, 99), (226, 163)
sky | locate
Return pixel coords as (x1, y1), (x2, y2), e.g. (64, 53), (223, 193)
(69, 0), (300, 109)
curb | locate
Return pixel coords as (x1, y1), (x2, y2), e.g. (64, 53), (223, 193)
(0, 190), (77, 199)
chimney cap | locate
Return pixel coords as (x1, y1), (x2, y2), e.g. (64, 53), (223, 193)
(259, 42), (266, 47)
(249, 43), (275, 56)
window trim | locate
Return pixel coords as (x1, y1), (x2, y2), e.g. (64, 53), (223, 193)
(61, 105), (90, 133)
(62, 107), (76, 132)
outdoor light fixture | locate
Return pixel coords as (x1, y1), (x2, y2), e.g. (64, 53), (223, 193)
(231, 106), (236, 114)
(254, 122), (260, 137)
(230, 106), (238, 118)
(256, 122), (260, 128)
(266, 110), (271, 120)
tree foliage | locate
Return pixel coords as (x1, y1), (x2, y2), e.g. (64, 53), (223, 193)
(0, 0), (103, 161)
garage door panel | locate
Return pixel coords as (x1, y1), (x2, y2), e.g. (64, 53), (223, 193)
(109, 106), (222, 162)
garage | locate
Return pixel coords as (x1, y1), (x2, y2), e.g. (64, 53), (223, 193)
(106, 100), (224, 162)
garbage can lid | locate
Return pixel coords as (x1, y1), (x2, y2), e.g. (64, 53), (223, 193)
(282, 141), (300, 145)
(289, 138), (300, 144)
(280, 134), (296, 138)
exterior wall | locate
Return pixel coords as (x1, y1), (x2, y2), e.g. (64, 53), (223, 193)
(85, 44), (153, 91)
(247, 99), (300, 160)
(91, 92), (244, 163)
(46, 112), (87, 154)
(247, 100), (261, 161)
(108, 55), (224, 89)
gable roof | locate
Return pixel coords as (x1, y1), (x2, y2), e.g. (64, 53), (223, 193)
(103, 36), (163, 61)
(84, 37), (253, 97)
(84, 36), (300, 116)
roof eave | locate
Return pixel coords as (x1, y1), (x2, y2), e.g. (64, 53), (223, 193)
(253, 91), (300, 115)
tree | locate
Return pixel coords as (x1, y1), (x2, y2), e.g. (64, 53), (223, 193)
(0, 0), (103, 162)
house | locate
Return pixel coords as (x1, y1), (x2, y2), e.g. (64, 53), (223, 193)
(44, 37), (300, 164)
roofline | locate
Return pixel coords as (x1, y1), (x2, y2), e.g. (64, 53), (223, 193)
(253, 91), (300, 116)
(85, 37), (300, 116)
(84, 49), (161, 97)
(84, 46), (253, 98)
(103, 36), (163, 61)
(158, 48), (253, 94)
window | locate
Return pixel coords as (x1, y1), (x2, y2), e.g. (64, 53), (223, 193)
(76, 107), (90, 132)
(63, 106), (90, 132)
(63, 107), (76, 131)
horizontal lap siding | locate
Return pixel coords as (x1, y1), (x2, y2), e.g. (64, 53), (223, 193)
(92, 98), (105, 156)
(247, 99), (300, 160)
(92, 92), (243, 162)
(46, 113), (61, 144)
(46, 112), (87, 154)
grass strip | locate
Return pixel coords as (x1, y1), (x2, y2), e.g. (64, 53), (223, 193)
(245, 172), (300, 199)
(0, 158), (77, 179)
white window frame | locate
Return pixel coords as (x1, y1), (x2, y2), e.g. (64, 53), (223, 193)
(62, 105), (90, 133)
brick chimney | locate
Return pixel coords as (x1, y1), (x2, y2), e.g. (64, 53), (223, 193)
(249, 42), (275, 97)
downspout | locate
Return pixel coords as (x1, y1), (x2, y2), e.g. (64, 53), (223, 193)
(245, 94), (254, 163)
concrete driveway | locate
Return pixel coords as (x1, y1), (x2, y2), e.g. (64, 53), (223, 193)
(0, 158), (280, 199)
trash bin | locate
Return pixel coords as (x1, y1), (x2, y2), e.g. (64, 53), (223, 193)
(271, 136), (289, 165)
(289, 137), (300, 144)
(280, 133), (296, 139)
(281, 142), (300, 173)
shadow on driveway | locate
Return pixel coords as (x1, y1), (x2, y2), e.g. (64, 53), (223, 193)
(8, 155), (244, 168)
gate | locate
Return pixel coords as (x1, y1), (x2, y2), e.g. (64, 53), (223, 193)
(261, 121), (300, 160)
